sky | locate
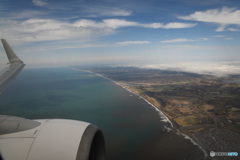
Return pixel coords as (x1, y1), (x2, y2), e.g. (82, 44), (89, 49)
(0, 0), (240, 75)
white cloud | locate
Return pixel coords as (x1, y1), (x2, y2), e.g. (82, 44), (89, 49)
(84, 7), (132, 17)
(107, 9), (132, 16)
(72, 19), (196, 30)
(201, 38), (208, 41)
(0, 18), (197, 43)
(228, 28), (239, 32)
(102, 19), (139, 29)
(161, 38), (195, 43)
(32, 0), (47, 6)
(179, 7), (240, 32)
(144, 22), (197, 29)
(116, 41), (150, 45)
(162, 22), (197, 29)
(216, 25), (226, 32)
(212, 35), (233, 40)
(138, 61), (240, 77)
(224, 37), (234, 40)
(0, 19), (112, 42)
(104, 20), (196, 29)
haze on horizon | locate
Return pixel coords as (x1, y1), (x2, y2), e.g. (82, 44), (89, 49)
(0, 0), (240, 76)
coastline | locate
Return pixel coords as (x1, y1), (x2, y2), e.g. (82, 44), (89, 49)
(73, 68), (207, 157)
(117, 82), (208, 157)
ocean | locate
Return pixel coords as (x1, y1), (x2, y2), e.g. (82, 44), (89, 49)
(0, 67), (205, 160)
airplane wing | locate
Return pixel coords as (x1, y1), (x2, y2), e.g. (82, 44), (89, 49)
(0, 39), (25, 95)
(0, 40), (105, 160)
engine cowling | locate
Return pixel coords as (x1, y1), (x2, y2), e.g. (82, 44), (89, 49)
(0, 116), (105, 160)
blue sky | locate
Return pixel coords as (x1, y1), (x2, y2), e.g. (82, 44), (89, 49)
(0, 0), (240, 75)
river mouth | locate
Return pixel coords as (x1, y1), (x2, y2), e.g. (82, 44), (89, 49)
(0, 67), (205, 160)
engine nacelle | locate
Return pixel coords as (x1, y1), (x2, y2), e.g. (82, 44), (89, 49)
(0, 116), (105, 160)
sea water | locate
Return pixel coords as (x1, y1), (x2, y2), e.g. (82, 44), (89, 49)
(0, 67), (204, 160)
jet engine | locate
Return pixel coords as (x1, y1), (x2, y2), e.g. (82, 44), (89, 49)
(0, 116), (105, 160)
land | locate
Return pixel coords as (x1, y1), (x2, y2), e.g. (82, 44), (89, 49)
(85, 66), (240, 158)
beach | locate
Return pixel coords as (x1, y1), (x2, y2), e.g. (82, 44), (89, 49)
(74, 68), (208, 157)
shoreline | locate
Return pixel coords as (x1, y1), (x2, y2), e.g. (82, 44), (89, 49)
(117, 83), (208, 157)
(73, 68), (207, 157)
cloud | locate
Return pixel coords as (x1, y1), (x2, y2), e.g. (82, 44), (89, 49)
(116, 41), (150, 45)
(84, 7), (132, 17)
(0, 19), (112, 42)
(0, 18), (197, 43)
(215, 25), (226, 32)
(144, 22), (197, 29)
(213, 35), (225, 38)
(32, 0), (47, 6)
(228, 28), (239, 32)
(179, 7), (240, 32)
(224, 37), (234, 40)
(161, 38), (195, 43)
(102, 19), (138, 29)
(211, 35), (233, 40)
(201, 38), (208, 41)
(103, 19), (196, 29)
(137, 61), (240, 77)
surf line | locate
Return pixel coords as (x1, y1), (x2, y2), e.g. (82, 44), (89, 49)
(115, 82), (174, 128)
(178, 131), (208, 157)
(73, 68), (207, 157)
(128, 84), (208, 157)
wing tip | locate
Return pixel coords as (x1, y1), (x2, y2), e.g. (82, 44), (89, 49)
(1, 39), (23, 64)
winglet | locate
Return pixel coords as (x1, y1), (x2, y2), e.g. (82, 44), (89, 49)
(0, 39), (25, 94)
(1, 39), (23, 63)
